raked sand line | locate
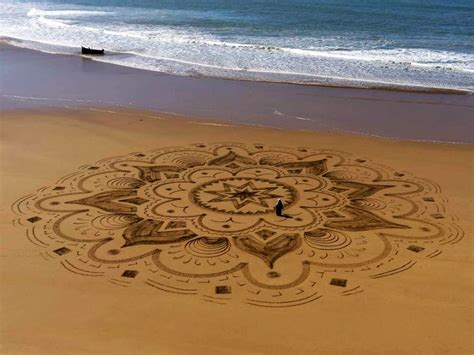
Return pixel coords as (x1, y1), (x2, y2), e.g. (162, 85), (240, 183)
(12, 143), (462, 308)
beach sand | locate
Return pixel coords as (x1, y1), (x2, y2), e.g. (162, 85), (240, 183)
(1, 108), (473, 354)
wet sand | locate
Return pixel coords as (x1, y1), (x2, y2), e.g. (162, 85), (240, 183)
(1, 108), (473, 354)
(1, 43), (473, 143)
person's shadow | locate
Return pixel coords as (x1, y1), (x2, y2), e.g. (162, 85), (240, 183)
(275, 200), (293, 219)
(276, 212), (293, 219)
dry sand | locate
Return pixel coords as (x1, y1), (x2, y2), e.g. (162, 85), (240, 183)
(1, 108), (473, 354)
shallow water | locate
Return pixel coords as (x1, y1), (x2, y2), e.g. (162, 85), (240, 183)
(2, 45), (473, 144)
(1, 0), (473, 90)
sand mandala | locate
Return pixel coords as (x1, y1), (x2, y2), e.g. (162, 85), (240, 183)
(12, 143), (463, 307)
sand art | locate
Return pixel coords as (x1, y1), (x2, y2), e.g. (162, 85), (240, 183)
(12, 143), (463, 307)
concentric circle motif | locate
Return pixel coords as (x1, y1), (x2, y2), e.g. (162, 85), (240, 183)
(12, 143), (463, 307)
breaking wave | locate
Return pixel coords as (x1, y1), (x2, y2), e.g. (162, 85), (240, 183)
(1, 0), (473, 92)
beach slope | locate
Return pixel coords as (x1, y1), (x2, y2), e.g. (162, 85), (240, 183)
(1, 108), (472, 354)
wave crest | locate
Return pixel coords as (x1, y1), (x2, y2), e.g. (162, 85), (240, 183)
(27, 8), (112, 17)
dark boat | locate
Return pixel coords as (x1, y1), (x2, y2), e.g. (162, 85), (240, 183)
(81, 47), (104, 55)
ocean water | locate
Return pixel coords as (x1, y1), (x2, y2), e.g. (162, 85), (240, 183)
(1, 0), (473, 91)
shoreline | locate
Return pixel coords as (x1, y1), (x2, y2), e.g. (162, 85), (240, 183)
(3, 37), (473, 96)
(2, 2), (473, 352)
(1, 43), (474, 144)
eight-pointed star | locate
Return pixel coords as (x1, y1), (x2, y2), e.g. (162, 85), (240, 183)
(207, 181), (281, 210)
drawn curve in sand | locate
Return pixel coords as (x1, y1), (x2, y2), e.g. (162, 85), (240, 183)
(12, 143), (463, 307)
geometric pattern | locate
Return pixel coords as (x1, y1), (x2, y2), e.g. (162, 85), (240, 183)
(11, 143), (463, 307)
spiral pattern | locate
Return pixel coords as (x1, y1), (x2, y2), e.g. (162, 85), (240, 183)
(304, 228), (351, 250)
(324, 170), (359, 181)
(172, 155), (208, 168)
(351, 198), (386, 210)
(92, 214), (141, 230)
(184, 237), (231, 258)
(107, 177), (145, 189)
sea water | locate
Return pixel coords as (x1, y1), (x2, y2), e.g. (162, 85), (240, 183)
(1, 0), (473, 91)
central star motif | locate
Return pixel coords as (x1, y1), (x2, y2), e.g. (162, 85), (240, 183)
(13, 143), (455, 308)
(207, 181), (280, 209)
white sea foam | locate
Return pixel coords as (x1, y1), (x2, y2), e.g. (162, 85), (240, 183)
(1, 0), (472, 91)
(35, 16), (72, 28)
(281, 47), (472, 66)
(273, 110), (313, 122)
(27, 8), (112, 17)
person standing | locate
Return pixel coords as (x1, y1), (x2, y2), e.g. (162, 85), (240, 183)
(275, 199), (284, 216)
